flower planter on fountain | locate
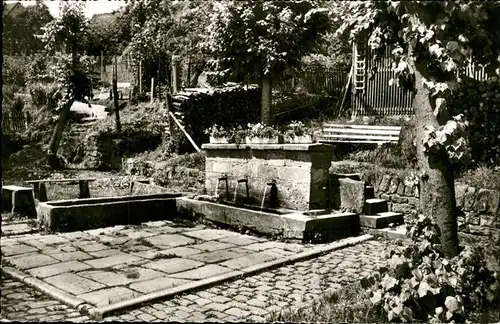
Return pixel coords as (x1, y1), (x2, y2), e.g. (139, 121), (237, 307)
(284, 134), (314, 144)
(209, 136), (229, 144)
(283, 121), (315, 144)
(245, 136), (284, 144)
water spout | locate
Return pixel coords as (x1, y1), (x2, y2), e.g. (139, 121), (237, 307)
(215, 175), (229, 199)
(260, 186), (268, 211)
(233, 182), (239, 202)
(234, 178), (249, 202)
(261, 180), (277, 210)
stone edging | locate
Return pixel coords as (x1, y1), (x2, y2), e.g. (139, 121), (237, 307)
(1, 267), (93, 314)
(2, 234), (373, 320)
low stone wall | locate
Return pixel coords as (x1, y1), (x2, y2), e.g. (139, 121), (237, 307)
(80, 134), (121, 170)
(370, 173), (500, 238)
(202, 143), (333, 211)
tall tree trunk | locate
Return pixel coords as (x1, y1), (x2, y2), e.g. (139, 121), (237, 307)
(112, 56), (122, 134)
(47, 98), (76, 168)
(261, 74), (273, 125)
(413, 60), (459, 257)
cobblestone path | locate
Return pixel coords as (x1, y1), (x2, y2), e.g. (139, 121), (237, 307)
(1, 239), (392, 322)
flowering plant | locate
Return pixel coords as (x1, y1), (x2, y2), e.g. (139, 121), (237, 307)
(228, 125), (248, 144)
(283, 120), (313, 137)
(204, 124), (229, 138)
(247, 123), (280, 138)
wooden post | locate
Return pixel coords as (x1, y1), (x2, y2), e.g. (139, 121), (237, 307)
(100, 51), (104, 80)
(113, 56), (122, 134)
(39, 183), (48, 202)
(139, 60), (143, 94)
(158, 56), (161, 101)
(151, 78), (154, 103)
(33, 183), (40, 200)
(78, 181), (90, 199)
(172, 55), (180, 94)
(165, 93), (173, 138)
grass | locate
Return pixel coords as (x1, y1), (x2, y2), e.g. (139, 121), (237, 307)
(456, 165), (500, 191)
(268, 282), (386, 323)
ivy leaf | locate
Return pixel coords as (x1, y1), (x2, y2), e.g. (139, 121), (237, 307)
(442, 59), (457, 72)
(418, 281), (435, 297)
(370, 291), (382, 305)
(429, 43), (443, 58)
(382, 276), (398, 291)
(446, 41), (459, 52)
(412, 268), (423, 281)
(434, 97), (447, 117)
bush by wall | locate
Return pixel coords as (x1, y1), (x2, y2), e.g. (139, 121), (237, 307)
(450, 77), (500, 166)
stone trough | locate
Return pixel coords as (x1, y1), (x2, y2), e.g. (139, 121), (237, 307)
(177, 197), (359, 243)
(37, 193), (182, 232)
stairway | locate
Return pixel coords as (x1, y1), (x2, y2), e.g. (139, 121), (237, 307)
(359, 184), (404, 230)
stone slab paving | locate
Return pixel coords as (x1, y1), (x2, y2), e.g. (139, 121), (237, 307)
(1, 220), (339, 310)
(1, 239), (393, 322)
(1, 220), (38, 236)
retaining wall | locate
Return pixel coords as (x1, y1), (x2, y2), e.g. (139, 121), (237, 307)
(370, 173), (500, 238)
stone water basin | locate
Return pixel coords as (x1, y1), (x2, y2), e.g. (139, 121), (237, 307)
(177, 197), (359, 243)
(38, 193), (182, 232)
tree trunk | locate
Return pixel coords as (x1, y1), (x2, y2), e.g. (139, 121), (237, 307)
(112, 56), (121, 134)
(261, 74), (273, 125)
(413, 60), (459, 258)
(47, 46), (78, 168)
(47, 98), (75, 168)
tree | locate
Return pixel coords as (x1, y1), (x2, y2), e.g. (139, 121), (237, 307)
(124, 0), (213, 90)
(38, 2), (93, 168)
(85, 9), (132, 57)
(3, 1), (54, 55)
(203, 0), (331, 124)
(338, 1), (500, 257)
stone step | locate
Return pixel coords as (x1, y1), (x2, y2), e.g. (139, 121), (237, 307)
(359, 211), (403, 229)
(364, 198), (388, 215)
(365, 185), (375, 199)
(368, 225), (409, 241)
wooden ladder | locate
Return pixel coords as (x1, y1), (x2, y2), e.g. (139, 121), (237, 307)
(353, 43), (366, 92)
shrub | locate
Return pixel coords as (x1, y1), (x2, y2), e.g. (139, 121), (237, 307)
(450, 78), (500, 166)
(28, 82), (61, 110)
(367, 214), (499, 323)
(3, 56), (30, 87)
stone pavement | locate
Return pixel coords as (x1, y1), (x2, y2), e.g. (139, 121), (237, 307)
(1, 220), (38, 236)
(1, 219), (368, 312)
(1, 238), (392, 322)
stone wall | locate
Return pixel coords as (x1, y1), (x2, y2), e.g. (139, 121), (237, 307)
(79, 134), (121, 170)
(370, 173), (500, 238)
(202, 143), (333, 211)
